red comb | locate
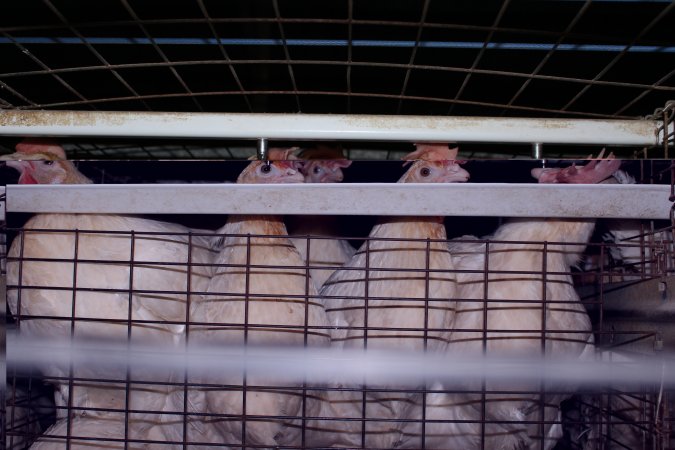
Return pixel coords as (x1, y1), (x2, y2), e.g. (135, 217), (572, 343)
(15, 139), (67, 159)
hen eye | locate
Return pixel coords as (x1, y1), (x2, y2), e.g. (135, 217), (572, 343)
(43, 160), (55, 166)
(313, 166), (322, 174)
(260, 162), (272, 173)
(420, 167), (431, 177)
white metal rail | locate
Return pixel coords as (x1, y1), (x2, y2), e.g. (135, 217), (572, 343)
(0, 110), (665, 145)
(1, 111), (671, 219)
(4, 183), (671, 219)
(7, 334), (675, 388)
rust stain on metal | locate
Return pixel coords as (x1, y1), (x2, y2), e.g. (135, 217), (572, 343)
(148, 111), (192, 123)
(0, 110), (97, 127)
(0, 110), (195, 129)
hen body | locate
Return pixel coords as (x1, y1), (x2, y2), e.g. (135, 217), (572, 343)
(3, 142), (216, 445)
(167, 154), (331, 449)
(288, 145), (356, 289)
(399, 156), (620, 450)
(309, 144), (468, 448)
(29, 415), (149, 450)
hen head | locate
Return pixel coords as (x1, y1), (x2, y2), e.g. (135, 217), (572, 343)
(294, 144), (352, 183)
(398, 143), (469, 183)
(1, 139), (92, 185)
(531, 150), (621, 184)
(237, 147), (304, 184)
(296, 159), (352, 183)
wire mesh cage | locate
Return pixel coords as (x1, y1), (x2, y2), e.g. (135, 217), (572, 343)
(2, 157), (674, 450)
(2, 1), (675, 449)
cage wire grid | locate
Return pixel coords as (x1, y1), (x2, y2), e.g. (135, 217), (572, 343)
(2, 159), (675, 450)
(1, 1), (675, 449)
(0, 0), (674, 158)
(2, 218), (674, 449)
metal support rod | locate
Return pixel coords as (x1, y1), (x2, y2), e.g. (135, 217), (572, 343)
(4, 183), (671, 219)
(0, 110), (662, 146)
(257, 138), (268, 160)
(532, 142), (543, 159)
(0, 186), (5, 222)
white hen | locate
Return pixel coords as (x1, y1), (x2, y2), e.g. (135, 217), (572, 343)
(307, 144), (469, 449)
(168, 150), (331, 449)
(400, 154), (621, 450)
(600, 170), (669, 281)
(3, 141), (216, 443)
(288, 144), (356, 289)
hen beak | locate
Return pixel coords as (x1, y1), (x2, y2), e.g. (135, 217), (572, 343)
(1, 152), (35, 173)
(2, 159), (30, 175)
(0, 151), (51, 161)
(0, 151), (21, 161)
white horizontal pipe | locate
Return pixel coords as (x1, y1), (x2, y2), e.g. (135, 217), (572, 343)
(7, 334), (674, 388)
(5, 183), (671, 219)
(0, 110), (661, 145)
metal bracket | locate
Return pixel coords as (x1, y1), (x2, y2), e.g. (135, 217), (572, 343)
(647, 100), (675, 158)
(257, 138), (269, 161)
(0, 187), (5, 223)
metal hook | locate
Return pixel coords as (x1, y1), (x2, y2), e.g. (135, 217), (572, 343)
(257, 138), (269, 161)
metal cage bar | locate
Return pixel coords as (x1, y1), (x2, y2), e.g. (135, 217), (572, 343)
(0, 110), (664, 145)
(4, 183), (670, 218)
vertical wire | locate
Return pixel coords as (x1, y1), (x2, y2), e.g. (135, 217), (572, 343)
(598, 385), (607, 449)
(539, 241), (548, 450)
(481, 239), (490, 450)
(26, 377), (37, 443)
(447, 0), (511, 115)
(9, 228), (26, 448)
(272, 0), (302, 112)
(15, 230), (26, 331)
(396, 0), (431, 115)
(301, 233), (311, 450)
(607, 384), (614, 450)
(196, 0), (253, 113)
(361, 238), (371, 448)
(599, 239), (605, 348)
(642, 387), (649, 449)
(640, 221), (647, 278)
(124, 231), (136, 450)
(421, 238), (432, 450)
(423, 239), (431, 352)
(242, 233), (252, 448)
(347, 0), (354, 114)
(66, 229), (81, 450)
(7, 365), (15, 449)
(182, 232), (193, 450)
(118, 0), (206, 112)
(42, 0), (152, 111)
